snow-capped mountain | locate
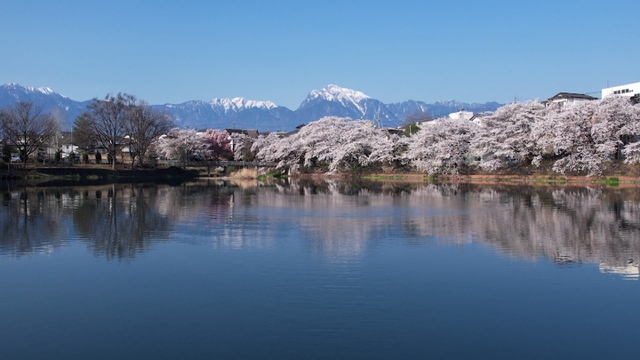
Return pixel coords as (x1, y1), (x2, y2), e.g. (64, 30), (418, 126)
(0, 83), (503, 131)
(302, 84), (371, 110)
(0, 83), (90, 125)
(159, 98), (294, 130)
(296, 84), (397, 125)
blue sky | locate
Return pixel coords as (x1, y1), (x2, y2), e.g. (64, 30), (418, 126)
(1, 0), (637, 108)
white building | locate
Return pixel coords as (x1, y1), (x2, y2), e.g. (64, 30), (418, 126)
(448, 110), (473, 121)
(546, 92), (597, 106)
(602, 81), (640, 98)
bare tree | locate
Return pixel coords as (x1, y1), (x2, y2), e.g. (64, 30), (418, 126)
(86, 93), (136, 170)
(72, 112), (97, 154)
(403, 111), (432, 126)
(402, 111), (431, 136)
(0, 101), (59, 168)
(126, 103), (174, 167)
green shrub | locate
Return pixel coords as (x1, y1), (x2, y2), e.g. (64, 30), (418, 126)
(606, 177), (619, 186)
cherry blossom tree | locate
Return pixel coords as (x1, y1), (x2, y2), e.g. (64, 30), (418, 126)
(605, 97), (640, 164)
(201, 129), (232, 160)
(253, 117), (403, 173)
(253, 131), (303, 170)
(535, 99), (622, 175)
(472, 101), (547, 171)
(229, 132), (255, 161)
(404, 118), (477, 174)
(252, 99), (640, 176)
(154, 128), (202, 167)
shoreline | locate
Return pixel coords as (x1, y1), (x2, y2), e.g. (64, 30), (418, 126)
(293, 172), (640, 187)
(3, 164), (640, 188)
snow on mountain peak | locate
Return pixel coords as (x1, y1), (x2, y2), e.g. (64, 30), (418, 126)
(210, 97), (278, 112)
(2, 83), (67, 98)
(301, 84), (372, 115)
(308, 84), (371, 104)
(37, 86), (54, 95)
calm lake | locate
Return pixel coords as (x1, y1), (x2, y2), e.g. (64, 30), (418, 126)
(1, 180), (639, 359)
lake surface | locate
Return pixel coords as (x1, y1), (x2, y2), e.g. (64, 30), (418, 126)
(1, 180), (639, 359)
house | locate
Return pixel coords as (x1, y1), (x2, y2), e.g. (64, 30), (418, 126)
(224, 129), (260, 155)
(469, 111), (493, 126)
(448, 110), (474, 121)
(545, 92), (597, 106)
(380, 127), (404, 135)
(224, 128), (260, 139)
(40, 131), (78, 161)
(602, 81), (640, 98)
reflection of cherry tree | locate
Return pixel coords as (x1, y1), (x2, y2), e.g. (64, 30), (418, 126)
(393, 184), (640, 271)
(253, 180), (640, 271)
(2, 181), (639, 274)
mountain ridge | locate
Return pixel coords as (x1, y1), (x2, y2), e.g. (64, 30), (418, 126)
(0, 83), (503, 131)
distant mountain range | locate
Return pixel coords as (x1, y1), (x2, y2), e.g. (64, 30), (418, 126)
(0, 83), (503, 131)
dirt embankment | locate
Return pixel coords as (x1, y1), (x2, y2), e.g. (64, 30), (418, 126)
(290, 162), (640, 187)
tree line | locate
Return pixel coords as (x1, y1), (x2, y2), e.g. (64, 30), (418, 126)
(0, 93), (240, 170)
(0, 94), (174, 169)
(2, 93), (639, 176)
(73, 93), (174, 169)
(247, 96), (640, 176)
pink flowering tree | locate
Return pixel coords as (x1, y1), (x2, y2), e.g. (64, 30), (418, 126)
(153, 128), (203, 167)
(202, 129), (232, 160)
(229, 132), (255, 161)
(404, 118), (477, 174)
(532, 98), (640, 175)
(472, 101), (547, 171)
(253, 117), (403, 173)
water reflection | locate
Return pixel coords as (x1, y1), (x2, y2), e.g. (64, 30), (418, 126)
(1, 187), (66, 256)
(0, 184), (175, 259)
(1, 180), (639, 278)
(73, 185), (174, 259)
